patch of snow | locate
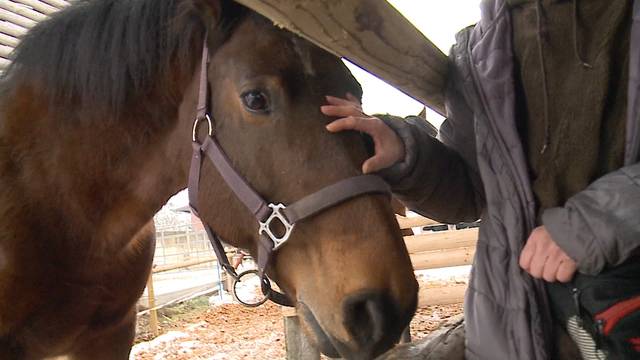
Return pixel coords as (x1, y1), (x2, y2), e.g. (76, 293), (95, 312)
(129, 331), (189, 359)
(177, 340), (200, 354)
(416, 266), (471, 282)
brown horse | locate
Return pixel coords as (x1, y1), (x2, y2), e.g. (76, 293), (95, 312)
(0, 1), (418, 359)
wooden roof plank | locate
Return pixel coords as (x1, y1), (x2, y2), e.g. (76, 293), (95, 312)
(11, 0), (59, 15)
(0, 44), (13, 58)
(0, 21), (27, 38)
(234, 0), (447, 115)
(0, 32), (19, 47)
(0, 8), (37, 29)
(39, 0), (69, 10)
(0, 2), (47, 22)
(0, 56), (10, 72)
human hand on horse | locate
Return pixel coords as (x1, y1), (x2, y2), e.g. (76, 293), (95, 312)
(519, 226), (577, 283)
(321, 94), (405, 174)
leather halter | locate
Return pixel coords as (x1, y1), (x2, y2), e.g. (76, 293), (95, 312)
(188, 40), (391, 307)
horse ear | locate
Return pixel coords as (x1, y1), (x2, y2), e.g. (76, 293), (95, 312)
(417, 107), (427, 120)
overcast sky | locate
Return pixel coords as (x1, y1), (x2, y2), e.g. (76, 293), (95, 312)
(345, 1), (480, 127)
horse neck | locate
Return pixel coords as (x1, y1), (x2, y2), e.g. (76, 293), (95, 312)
(0, 79), (198, 261)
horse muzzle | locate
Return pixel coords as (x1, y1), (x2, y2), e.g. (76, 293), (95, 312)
(298, 290), (416, 359)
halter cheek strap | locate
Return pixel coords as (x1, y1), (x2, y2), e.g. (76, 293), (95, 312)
(187, 40), (390, 308)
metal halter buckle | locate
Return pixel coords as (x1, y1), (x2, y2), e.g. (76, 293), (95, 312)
(259, 203), (295, 250)
(192, 114), (213, 143)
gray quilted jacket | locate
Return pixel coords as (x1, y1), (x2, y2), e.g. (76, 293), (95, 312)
(383, 1), (640, 359)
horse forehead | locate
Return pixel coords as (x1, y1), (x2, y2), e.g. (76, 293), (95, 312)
(291, 38), (316, 77)
(225, 17), (308, 70)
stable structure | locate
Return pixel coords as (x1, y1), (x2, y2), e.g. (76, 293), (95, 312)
(2, 0), (448, 116)
(0, 0), (68, 71)
(235, 0), (448, 115)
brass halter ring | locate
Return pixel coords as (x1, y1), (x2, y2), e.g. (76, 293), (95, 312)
(192, 114), (213, 143)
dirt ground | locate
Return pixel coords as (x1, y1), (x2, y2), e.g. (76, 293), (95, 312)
(131, 295), (463, 360)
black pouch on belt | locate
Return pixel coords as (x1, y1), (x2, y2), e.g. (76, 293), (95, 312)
(547, 258), (640, 359)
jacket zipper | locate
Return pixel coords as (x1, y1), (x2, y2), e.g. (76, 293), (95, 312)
(571, 287), (583, 327)
(464, 25), (553, 359)
(594, 295), (640, 336)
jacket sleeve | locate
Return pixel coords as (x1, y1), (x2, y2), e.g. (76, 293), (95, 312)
(377, 58), (485, 224)
(542, 162), (640, 275)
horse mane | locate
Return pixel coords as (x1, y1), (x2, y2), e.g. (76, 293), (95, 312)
(2, 0), (247, 120)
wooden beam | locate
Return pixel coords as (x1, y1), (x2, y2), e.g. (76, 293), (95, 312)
(0, 8), (37, 29)
(151, 256), (218, 274)
(0, 56), (10, 69)
(410, 246), (475, 270)
(0, 44), (12, 58)
(284, 316), (320, 360)
(0, 32), (18, 47)
(39, 0), (69, 9)
(396, 215), (440, 230)
(0, 21), (28, 38)
(11, 0), (60, 15)
(233, 0), (448, 115)
(0, 2), (47, 22)
(404, 228), (478, 253)
(418, 283), (466, 307)
(281, 306), (297, 318)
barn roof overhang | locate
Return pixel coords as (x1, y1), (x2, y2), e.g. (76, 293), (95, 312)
(233, 0), (448, 115)
(1, 0), (446, 115)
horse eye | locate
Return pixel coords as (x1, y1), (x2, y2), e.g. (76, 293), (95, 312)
(241, 90), (270, 113)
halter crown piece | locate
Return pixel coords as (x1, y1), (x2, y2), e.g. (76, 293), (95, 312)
(187, 38), (391, 307)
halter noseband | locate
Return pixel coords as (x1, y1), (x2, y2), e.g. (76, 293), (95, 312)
(187, 40), (390, 307)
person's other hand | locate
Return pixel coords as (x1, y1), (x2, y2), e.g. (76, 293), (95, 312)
(519, 226), (577, 282)
(321, 94), (404, 174)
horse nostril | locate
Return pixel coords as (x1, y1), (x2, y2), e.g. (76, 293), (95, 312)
(342, 292), (391, 347)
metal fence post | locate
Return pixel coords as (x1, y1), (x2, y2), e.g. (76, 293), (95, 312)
(215, 261), (224, 302)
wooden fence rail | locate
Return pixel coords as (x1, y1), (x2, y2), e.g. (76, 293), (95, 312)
(0, 0), (69, 71)
(143, 255), (227, 337)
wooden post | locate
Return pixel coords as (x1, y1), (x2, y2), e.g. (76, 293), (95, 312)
(282, 308), (320, 360)
(378, 315), (465, 360)
(233, 0), (448, 115)
(146, 272), (159, 337)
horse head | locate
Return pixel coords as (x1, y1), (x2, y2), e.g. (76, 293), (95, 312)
(186, 3), (418, 358)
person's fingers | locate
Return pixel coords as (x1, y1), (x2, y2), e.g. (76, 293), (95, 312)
(326, 116), (404, 172)
(542, 254), (563, 282)
(362, 155), (390, 174)
(555, 258), (577, 283)
(321, 104), (364, 118)
(326, 116), (375, 134)
(324, 95), (363, 115)
(519, 240), (536, 271)
(345, 92), (360, 104)
(325, 95), (357, 106)
(527, 253), (548, 279)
